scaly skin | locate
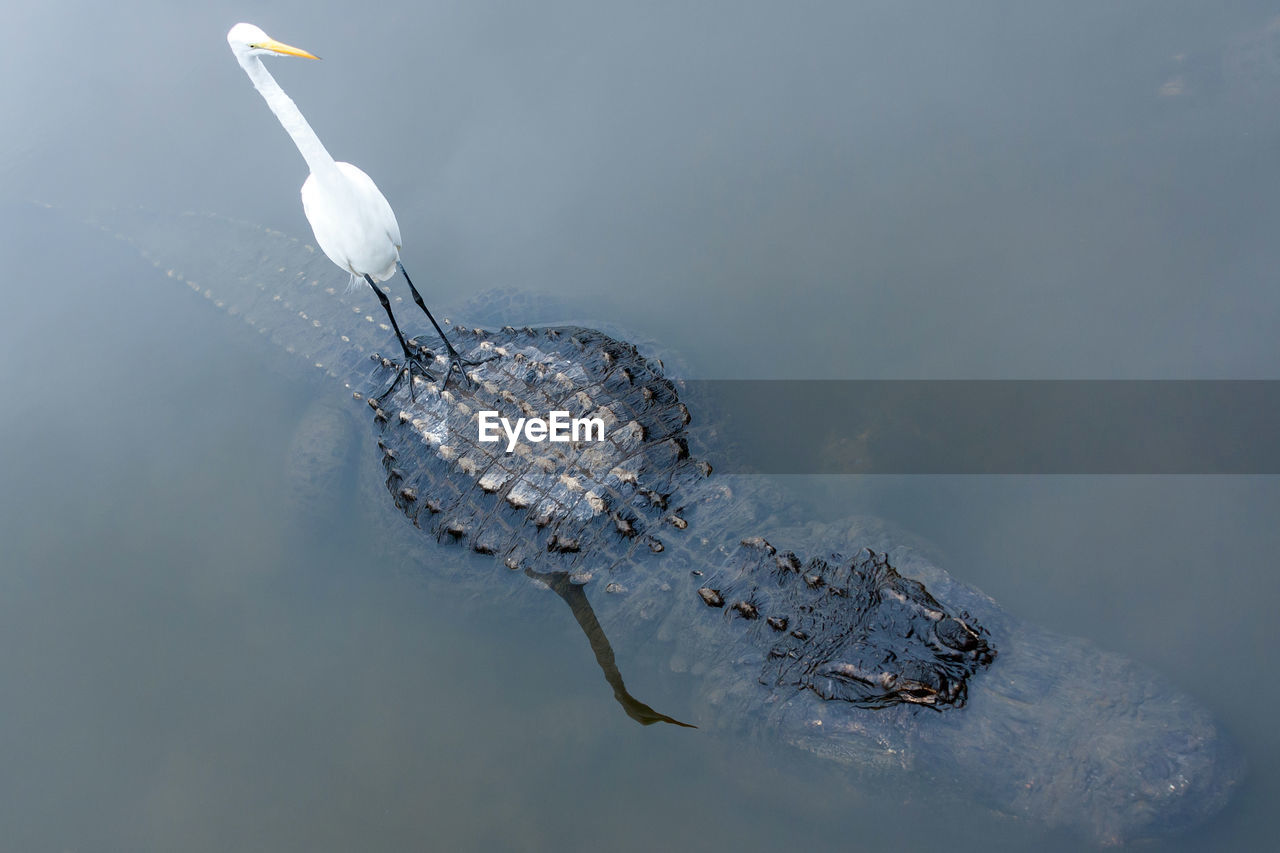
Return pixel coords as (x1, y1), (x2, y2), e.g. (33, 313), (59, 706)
(364, 323), (995, 711)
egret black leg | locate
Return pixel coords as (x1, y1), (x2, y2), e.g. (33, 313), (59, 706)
(397, 260), (488, 388)
(364, 274), (434, 397)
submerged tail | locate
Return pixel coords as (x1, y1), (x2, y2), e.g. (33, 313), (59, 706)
(80, 207), (403, 392)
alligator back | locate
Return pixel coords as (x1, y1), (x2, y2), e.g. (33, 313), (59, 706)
(372, 326), (702, 570)
(362, 320), (994, 710)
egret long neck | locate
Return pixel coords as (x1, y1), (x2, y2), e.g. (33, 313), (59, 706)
(238, 54), (340, 180)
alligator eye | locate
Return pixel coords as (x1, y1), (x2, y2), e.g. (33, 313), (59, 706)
(935, 616), (978, 651)
(900, 684), (938, 703)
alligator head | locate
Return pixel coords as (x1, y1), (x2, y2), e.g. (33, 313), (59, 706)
(699, 540), (994, 709)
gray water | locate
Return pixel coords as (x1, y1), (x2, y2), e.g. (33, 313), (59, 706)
(3, 1), (1279, 849)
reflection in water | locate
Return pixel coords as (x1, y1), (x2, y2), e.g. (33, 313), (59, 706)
(525, 568), (695, 728)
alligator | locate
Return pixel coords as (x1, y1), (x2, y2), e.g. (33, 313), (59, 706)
(91, 207), (1241, 845)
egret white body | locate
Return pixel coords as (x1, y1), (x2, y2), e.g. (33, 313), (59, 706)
(302, 162), (401, 284)
(226, 22), (471, 387)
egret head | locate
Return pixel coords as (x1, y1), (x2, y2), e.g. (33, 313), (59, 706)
(226, 23), (319, 61)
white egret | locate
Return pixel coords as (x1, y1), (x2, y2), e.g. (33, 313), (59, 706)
(226, 22), (473, 389)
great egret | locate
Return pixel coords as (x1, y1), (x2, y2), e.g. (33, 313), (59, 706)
(226, 22), (472, 389)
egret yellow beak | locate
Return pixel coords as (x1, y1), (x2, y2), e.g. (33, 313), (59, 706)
(253, 38), (320, 60)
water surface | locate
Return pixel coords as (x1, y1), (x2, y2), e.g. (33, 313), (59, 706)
(3, 2), (1278, 849)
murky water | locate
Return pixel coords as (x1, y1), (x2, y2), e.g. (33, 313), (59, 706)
(3, 1), (1279, 849)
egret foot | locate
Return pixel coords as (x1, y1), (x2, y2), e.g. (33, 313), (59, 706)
(409, 336), (494, 391)
(436, 343), (495, 391)
(395, 260), (496, 390)
(372, 350), (435, 401)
